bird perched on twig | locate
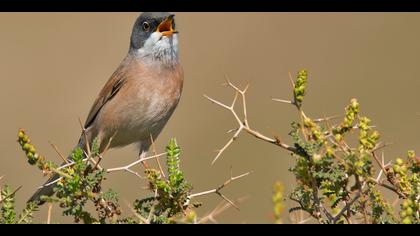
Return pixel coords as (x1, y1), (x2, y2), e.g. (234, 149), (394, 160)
(29, 12), (183, 204)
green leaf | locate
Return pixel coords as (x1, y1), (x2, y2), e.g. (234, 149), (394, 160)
(166, 138), (183, 188)
(1, 185), (16, 224)
(17, 202), (38, 224)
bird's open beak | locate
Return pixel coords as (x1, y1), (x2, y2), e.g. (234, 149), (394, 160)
(156, 14), (178, 37)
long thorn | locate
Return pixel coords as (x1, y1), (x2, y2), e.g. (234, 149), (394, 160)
(49, 141), (69, 164)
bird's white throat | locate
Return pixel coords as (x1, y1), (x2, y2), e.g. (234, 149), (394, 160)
(136, 32), (179, 66)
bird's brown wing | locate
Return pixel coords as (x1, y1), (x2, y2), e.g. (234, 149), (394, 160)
(83, 61), (129, 129)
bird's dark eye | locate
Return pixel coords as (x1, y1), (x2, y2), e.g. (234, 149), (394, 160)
(142, 22), (150, 32)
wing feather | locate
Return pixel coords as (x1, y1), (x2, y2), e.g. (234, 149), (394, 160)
(83, 60), (129, 129)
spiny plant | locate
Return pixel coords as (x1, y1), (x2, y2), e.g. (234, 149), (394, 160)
(18, 129), (121, 224)
(133, 138), (199, 224)
(15, 129), (240, 224)
(206, 70), (419, 224)
(9, 68), (418, 224)
(17, 130), (188, 223)
(284, 70), (419, 224)
(0, 181), (38, 224)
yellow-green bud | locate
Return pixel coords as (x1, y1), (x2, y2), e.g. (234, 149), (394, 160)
(405, 207), (413, 216)
(274, 204), (284, 216)
(28, 146), (36, 154)
(402, 217), (412, 224)
(326, 147), (334, 157)
(407, 150), (415, 159)
(303, 118), (314, 127)
(23, 143), (31, 151)
(87, 192), (96, 199)
(335, 134), (342, 142)
(350, 98), (359, 111)
(331, 207), (340, 215)
(396, 158), (404, 166)
(295, 86), (305, 95)
(362, 116), (370, 123)
(67, 168), (75, 176)
(402, 199), (412, 209)
(328, 194), (337, 203)
(298, 70), (307, 77)
(371, 131), (380, 140)
(186, 211), (197, 223)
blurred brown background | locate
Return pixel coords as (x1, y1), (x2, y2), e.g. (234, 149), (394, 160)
(0, 13), (419, 223)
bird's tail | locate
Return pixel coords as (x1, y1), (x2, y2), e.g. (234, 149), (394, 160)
(28, 139), (85, 205)
(27, 169), (63, 205)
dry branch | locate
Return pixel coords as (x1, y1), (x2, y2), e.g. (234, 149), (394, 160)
(106, 152), (167, 179)
(204, 78), (296, 165)
(189, 168), (251, 210)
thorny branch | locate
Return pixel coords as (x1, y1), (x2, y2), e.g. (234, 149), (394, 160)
(204, 77), (296, 165)
(17, 113), (251, 224)
(332, 191), (361, 224)
(204, 77), (337, 222)
(188, 168), (251, 210)
(106, 152), (167, 179)
(0, 185), (22, 204)
(204, 72), (418, 224)
(371, 151), (407, 198)
(198, 197), (248, 224)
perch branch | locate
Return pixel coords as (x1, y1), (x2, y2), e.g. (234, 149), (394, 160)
(40, 156), (90, 188)
(106, 152), (167, 179)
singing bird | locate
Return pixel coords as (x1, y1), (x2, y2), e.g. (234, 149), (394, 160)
(29, 12), (183, 203)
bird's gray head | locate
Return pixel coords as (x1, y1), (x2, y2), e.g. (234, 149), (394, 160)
(129, 12), (179, 66)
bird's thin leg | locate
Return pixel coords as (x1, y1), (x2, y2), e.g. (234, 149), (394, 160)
(139, 149), (150, 169)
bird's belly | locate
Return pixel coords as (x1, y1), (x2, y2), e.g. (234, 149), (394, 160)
(109, 87), (181, 148)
